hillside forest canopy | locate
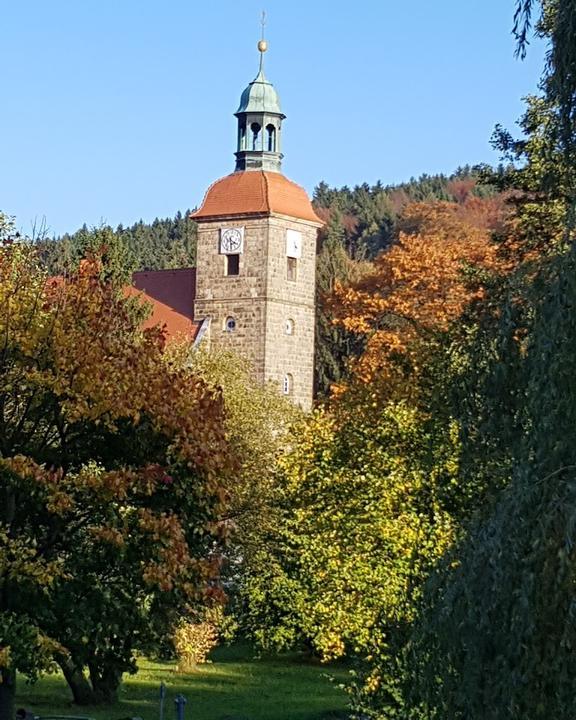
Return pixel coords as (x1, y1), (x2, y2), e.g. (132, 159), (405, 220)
(36, 166), (497, 397)
(2, 1), (576, 719)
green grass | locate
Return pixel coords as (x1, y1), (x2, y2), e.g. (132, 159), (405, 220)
(16, 645), (349, 720)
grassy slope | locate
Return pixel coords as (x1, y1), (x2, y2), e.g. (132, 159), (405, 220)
(16, 645), (349, 720)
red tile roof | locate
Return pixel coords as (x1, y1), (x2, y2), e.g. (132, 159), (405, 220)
(191, 171), (323, 224)
(128, 268), (201, 341)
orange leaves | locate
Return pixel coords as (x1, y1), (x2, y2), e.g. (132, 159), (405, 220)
(0, 243), (232, 480)
(138, 509), (194, 592)
(0, 243), (235, 626)
(1, 457), (75, 516)
(331, 199), (511, 396)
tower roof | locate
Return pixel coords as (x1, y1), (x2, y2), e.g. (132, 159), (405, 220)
(191, 171), (322, 224)
(236, 68), (283, 116)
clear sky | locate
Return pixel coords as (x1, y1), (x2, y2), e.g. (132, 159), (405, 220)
(1, 1), (545, 237)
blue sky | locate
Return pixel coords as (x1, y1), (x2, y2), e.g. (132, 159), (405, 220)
(1, 1), (545, 237)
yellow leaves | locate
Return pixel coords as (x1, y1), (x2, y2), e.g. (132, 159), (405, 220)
(270, 400), (460, 661)
(0, 646), (11, 670)
(0, 529), (65, 588)
(173, 609), (223, 670)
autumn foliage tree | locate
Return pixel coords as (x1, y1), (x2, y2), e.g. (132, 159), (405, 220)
(0, 230), (233, 718)
(173, 345), (301, 600)
(330, 195), (509, 403)
(237, 406), (459, 669)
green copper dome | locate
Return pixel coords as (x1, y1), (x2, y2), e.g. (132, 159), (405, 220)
(234, 45), (286, 172)
(236, 69), (283, 116)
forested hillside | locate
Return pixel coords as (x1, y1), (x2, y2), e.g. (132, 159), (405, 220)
(313, 164), (498, 260)
(38, 168), (497, 395)
(38, 166), (495, 276)
(37, 210), (197, 279)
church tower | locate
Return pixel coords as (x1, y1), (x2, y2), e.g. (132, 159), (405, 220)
(191, 38), (322, 410)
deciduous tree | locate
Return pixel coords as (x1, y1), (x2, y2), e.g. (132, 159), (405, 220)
(0, 237), (232, 717)
(331, 197), (509, 405)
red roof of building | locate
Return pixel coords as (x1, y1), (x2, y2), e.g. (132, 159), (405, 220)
(128, 268), (201, 341)
(191, 171), (323, 224)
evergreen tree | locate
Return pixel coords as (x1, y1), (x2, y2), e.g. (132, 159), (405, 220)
(38, 211), (197, 276)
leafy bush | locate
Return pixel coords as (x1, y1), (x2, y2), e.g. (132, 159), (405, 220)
(173, 608), (224, 671)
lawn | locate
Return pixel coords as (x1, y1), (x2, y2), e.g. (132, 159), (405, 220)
(16, 645), (349, 720)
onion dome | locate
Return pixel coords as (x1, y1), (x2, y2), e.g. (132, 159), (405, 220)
(236, 68), (283, 116)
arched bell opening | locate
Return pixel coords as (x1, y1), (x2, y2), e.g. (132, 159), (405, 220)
(251, 122), (261, 151)
(266, 124), (277, 152)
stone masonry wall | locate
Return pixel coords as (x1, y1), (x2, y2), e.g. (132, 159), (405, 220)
(194, 213), (319, 410)
(263, 215), (317, 410)
(194, 218), (269, 380)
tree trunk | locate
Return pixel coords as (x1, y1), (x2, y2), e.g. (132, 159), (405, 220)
(57, 656), (97, 706)
(0, 668), (16, 720)
(88, 664), (122, 705)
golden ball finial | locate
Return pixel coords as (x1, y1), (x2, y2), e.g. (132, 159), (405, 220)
(258, 39), (268, 53)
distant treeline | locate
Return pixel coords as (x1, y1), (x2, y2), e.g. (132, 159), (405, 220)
(37, 210), (197, 277)
(37, 165), (496, 276)
(313, 164), (498, 260)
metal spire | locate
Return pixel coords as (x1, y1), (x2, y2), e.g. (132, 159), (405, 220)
(257, 11), (267, 74)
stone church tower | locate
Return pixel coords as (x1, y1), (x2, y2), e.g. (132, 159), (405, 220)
(191, 41), (322, 410)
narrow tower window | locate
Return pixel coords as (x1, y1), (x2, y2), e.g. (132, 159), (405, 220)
(266, 124), (276, 152)
(287, 257), (297, 282)
(251, 122), (261, 150)
(226, 254), (240, 276)
(285, 318), (294, 335)
(283, 373), (294, 396)
(239, 123), (246, 150)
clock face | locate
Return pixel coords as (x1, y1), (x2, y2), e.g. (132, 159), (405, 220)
(286, 229), (302, 258)
(220, 227), (244, 254)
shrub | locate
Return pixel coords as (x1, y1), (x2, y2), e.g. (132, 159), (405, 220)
(173, 608), (223, 671)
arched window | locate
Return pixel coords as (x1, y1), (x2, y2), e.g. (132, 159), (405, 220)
(251, 122), (261, 150)
(266, 124), (276, 152)
(283, 373), (293, 396)
(285, 318), (294, 335)
(224, 316), (236, 333)
(239, 123), (246, 150)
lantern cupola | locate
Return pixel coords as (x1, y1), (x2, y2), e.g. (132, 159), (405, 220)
(234, 40), (285, 172)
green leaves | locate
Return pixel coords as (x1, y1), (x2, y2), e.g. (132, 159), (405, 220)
(404, 5), (576, 715)
(239, 404), (459, 667)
